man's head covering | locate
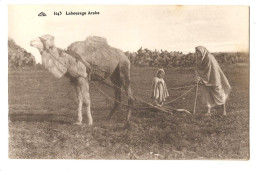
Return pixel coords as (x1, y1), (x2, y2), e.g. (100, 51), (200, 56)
(195, 46), (209, 63)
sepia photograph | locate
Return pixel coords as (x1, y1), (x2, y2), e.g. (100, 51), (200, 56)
(7, 4), (250, 161)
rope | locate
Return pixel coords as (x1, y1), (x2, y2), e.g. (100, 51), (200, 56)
(93, 80), (194, 115)
(92, 73), (196, 111)
(45, 49), (69, 74)
(136, 84), (195, 92)
(93, 81), (193, 115)
(46, 47), (193, 98)
(45, 48), (195, 113)
(46, 48), (96, 80)
(45, 48), (136, 103)
(164, 85), (196, 105)
(93, 82), (132, 107)
(93, 82), (154, 109)
(90, 71), (193, 107)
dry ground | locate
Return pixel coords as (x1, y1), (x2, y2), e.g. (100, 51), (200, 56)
(8, 63), (249, 159)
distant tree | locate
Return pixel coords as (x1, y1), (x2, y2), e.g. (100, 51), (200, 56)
(124, 47), (249, 68)
(8, 38), (36, 68)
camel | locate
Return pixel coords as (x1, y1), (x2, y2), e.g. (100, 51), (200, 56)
(30, 35), (134, 125)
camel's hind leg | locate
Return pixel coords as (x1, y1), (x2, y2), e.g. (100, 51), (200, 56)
(120, 61), (134, 123)
(107, 65), (122, 120)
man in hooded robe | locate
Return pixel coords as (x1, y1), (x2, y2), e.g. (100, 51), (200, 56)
(195, 46), (231, 116)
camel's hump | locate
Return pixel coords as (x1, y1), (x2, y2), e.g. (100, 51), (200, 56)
(66, 36), (126, 55)
(85, 36), (108, 47)
(66, 35), (128, 64)
(67, 36), (110, 52)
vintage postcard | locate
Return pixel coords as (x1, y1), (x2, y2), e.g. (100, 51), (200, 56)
(5, 2), (252, 166)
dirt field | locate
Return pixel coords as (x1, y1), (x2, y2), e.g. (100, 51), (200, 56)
(8, 64), (249, 159)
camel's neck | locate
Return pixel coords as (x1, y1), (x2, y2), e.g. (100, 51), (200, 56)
(41, 47), (88, 79)
(41, 48), (68, 78)
(35, 48), (44, 55)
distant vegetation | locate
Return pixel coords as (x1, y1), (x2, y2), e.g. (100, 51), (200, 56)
(8, 38), (36, 68)
(8, 39), (249, 70)
(125, 47), (249, 67)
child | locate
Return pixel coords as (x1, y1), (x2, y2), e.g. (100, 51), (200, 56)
(151, 68), (169, 106)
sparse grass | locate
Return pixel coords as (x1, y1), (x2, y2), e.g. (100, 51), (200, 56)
(8, 64), (249, 159)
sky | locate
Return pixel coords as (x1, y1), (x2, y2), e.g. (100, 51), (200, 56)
(8, 5), (249, 63)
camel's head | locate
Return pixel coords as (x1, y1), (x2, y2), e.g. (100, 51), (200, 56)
(30, 37), (44, 52)
(30, 34), (55, 52)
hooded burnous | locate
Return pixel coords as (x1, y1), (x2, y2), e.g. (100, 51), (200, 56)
(195, 46), (231, 108)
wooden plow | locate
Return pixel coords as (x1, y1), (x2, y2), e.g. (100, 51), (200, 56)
(93, 81), (195, 116)
(136, 97), (192, 115)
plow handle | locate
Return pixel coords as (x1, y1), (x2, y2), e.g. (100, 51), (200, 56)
(193, 82), (199, 115)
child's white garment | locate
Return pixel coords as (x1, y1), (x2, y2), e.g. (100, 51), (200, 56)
(151, 77), (169, 106)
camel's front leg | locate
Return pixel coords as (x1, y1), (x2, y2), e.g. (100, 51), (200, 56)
(74, 85), (83, 125)
(78, 77), (93, 125)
